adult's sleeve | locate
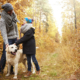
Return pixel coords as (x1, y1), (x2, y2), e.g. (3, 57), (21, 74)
(0, 19), (8, 44)
(15, 29), (33, 45)
(15, 25), (19, 38)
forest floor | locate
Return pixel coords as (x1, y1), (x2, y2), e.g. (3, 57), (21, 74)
(0, 50), (80, 80)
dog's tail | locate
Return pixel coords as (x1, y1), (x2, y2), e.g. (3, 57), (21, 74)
(36, 47), (39, 49)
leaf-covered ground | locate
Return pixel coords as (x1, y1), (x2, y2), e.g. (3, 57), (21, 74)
(0, 50), (80, 80)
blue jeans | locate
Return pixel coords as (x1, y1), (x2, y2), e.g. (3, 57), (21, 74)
(26, 54), (40, 72)
(0, 38), (17, 72)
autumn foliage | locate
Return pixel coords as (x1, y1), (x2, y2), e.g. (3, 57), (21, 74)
(1, 0), (80, 79)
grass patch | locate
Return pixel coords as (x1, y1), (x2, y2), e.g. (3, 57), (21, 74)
(52, 53), (58, 58)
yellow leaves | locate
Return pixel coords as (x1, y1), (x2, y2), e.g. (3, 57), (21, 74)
(35, 30), (56, 52)
(20, 0), (33, 7)
(15, 3), (20, 9)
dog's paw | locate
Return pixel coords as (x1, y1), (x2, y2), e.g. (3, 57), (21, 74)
(13, 76), (17, 79)
(6, 74), (10, 77)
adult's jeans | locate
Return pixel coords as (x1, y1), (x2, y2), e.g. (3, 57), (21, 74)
(26, 54), (40, 72)
(0, 38), (17, 72)
(0, 43), (6, 72)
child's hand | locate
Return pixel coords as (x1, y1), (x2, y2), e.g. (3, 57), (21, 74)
(14, 43), (16, 45)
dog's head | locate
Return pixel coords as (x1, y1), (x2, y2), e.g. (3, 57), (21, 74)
(6, 44), (18, 55)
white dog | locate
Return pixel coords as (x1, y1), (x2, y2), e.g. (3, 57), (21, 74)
(5, 44), (35, 79)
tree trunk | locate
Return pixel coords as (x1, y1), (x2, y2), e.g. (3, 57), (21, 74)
(73, 0), (77, 29)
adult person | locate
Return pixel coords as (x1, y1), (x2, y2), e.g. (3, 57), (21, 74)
(0, 3), (19, 74)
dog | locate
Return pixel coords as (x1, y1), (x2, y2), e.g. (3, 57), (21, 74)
(5, 44), (35, 79)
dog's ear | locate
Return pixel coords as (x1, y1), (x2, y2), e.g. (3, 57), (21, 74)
(6, 47), (9, 52)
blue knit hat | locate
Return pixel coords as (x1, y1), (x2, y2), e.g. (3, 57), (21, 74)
(24, 17), (32, 23)
(28, 19), (32, 23)
(24, 17), (28, 21)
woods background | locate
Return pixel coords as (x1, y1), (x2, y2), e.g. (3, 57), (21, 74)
(0, 0), (80, 80)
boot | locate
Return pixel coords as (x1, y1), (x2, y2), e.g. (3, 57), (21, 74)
(24, 71), (32, 77)
(36, 70), (40, 75)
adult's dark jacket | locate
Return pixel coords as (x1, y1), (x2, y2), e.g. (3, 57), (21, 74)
(15, 28), (36, 55)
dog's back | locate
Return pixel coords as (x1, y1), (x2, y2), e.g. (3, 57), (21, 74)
(16, 49), (27, 63)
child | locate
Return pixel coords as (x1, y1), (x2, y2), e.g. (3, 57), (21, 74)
(15, 17), (40, 77)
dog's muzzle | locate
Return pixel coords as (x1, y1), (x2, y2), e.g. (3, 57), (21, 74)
(11, 49), (17, 55)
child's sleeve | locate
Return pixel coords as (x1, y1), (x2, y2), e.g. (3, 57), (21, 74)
(15, 29), (33, 45)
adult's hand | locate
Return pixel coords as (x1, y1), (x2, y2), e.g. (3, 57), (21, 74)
(17, 38), (19, 40)
(6, 44), (9, 48)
